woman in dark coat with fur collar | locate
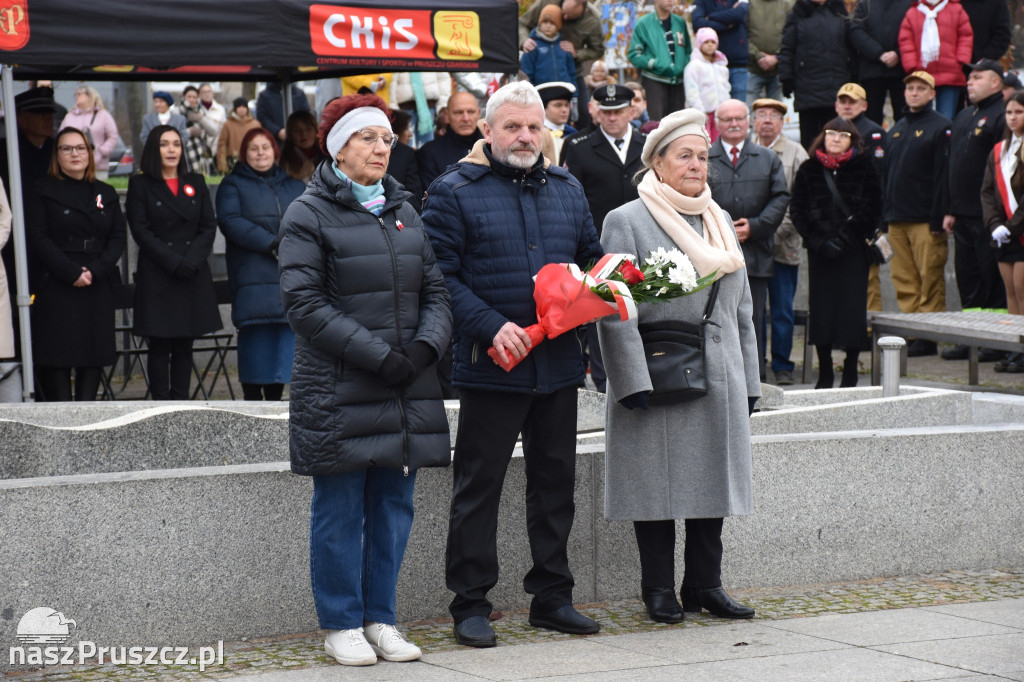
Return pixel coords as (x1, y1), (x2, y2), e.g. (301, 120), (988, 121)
(790, 117), (882, 388)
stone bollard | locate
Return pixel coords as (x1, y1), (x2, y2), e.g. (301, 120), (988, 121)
(878, 336), (906, 398)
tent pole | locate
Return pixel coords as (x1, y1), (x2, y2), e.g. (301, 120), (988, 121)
(282, 71), (293, 130)
(1, 65), (34, 402)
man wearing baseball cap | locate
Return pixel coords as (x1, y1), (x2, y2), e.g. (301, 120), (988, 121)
(752, 98), (807, 385)
(835, 82), (887, 312)
(883, 71), (952, 356)
(1002, 70), (1022, 101)
(942, 59), (1008, 360)
(563, 84), (644, 392)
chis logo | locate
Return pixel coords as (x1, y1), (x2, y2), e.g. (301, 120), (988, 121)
(309, 5), (481, 61)
(0, 0), (29, 51)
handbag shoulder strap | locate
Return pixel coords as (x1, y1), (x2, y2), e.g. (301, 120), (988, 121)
(821, 167), (853, 222)
(702, 279), (720, 323)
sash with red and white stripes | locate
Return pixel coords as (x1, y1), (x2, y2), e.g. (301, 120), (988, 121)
(993, 140), (1017, 221)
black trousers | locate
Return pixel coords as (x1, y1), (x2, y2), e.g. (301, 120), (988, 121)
(36, 366), (102, 402)
(633, 518), (724, 589)
(148, 337), (194, 400)
(798, 107), (836, 150)
(953, 215), (1007, 310)
(862, 77), (907, 125)
(446, 386), (578, 620)
(749, 276), (769, 381)
(643, 77), (685, 121)
(241, 382), (284, 401)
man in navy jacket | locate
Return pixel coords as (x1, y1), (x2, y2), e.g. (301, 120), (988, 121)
(422, 81), (603, 648)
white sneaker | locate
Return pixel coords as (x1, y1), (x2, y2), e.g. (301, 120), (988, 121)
(363, 622), (422, 662)
(324, 628), (377, 666)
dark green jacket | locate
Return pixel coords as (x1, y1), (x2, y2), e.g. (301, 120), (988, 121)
(627, 11), (691, 85)
(747, 0), (794, 77)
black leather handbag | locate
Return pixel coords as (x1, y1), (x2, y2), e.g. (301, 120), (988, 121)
(637, 280), (720, 406)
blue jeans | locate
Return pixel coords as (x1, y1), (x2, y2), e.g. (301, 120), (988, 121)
(768, 262), (799, 373)
(934, 86), (961, 120)
(729, 68), (748, 103)
(746, 71), (783, 106)
(310, 468), (417, 630)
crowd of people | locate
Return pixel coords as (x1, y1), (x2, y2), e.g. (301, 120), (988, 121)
(0, 0), (1020, 664)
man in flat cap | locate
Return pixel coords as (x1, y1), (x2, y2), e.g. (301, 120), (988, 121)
(1002, 70), (1022, 102)
(883, 71), (951, 357)
(563, 84), (644, 392)
(943, 59), (1008, 361)
(835, 82), (887, 312)
(0, 86), (60, 363)
(708, 98), (789, 381)
(140, 91), (189, 151)
(752, 98), (807, 385)
(536, 82), (577, 163)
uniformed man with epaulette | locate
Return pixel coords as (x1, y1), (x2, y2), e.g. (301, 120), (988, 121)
(835, 82), (888, 312)
(561, 84), (645, 392)
(883, 71), (951, 357)
(942, 58), (1008, 361)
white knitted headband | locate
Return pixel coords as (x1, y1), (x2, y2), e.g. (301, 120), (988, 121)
(325, 107), (393, 160)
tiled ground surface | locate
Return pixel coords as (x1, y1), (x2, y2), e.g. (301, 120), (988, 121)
(9, 569), (1023, 680)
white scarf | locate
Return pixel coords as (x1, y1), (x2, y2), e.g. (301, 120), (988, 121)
(1001, 134), (1022, 216)
(636, 171), (746, 279)
(917, 0), (948, 68)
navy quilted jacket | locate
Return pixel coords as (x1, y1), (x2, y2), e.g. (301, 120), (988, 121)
(278, 162), (452, 476)
(422, 141), (603, 394)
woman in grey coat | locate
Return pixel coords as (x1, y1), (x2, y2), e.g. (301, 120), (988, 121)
(598, 108), (760, 624)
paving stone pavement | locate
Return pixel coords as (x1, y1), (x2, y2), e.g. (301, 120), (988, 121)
(7, 569), (1023, 680)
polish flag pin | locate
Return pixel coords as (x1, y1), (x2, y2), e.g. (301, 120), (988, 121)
(396, 219), (404, 230)
(184, 184), (195, 197)
(95, 194), (104, 209)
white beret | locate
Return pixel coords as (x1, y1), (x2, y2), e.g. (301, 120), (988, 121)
(641, 108), (712, 166)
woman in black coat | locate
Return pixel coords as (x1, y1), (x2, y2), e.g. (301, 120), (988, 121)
(126, 125), (222, 400)
(778, 0), (853, 148)
(790, 117), (883, 388)
(26, 127), (125, 401)
(277, 94), (451, 666)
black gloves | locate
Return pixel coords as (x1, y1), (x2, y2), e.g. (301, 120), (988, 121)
(748, 396), (758, 416)
(619, 391), (650, 411)
(781, 80), (794, 98)
(402, 341), (436, 373)
(174, 260), (199, 279)
(378, 350), (416, 386)
(820, 237), (845, 260)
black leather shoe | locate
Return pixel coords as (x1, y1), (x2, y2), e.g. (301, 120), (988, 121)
(642, 587), (685, 624)
(453, 616), (496, 648)
(528, 605), (600, 635)
(978, 348), (1007, 363)
(907, 339), (937, 357)
(681, 586), (755, 619)
(941, 344), (969, 360)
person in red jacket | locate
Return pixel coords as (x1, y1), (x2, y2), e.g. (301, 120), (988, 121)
(898, 0), (974, 119)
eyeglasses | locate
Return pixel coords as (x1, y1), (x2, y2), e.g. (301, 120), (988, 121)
(355, 129), (398, 149)
(824, 130), (852, 139)
(753, 111), (783, 121)
(716, 116), (748, 124)
(57, 145), (89, 155)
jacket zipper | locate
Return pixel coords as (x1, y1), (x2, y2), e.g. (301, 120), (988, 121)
(378, 215), (411, 476)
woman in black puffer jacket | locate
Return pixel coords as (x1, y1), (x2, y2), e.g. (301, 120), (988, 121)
(778, 0), (853, 147)
(277, 94), (451, 667)
(790, 117), (882, 389)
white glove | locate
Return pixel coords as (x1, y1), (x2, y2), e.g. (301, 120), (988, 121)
(992, 225), (1012, 246)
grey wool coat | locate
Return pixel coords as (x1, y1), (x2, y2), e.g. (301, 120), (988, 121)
(597, 198), (760, 521)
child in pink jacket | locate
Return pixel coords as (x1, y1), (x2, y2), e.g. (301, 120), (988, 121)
(684, 27), (731, 142)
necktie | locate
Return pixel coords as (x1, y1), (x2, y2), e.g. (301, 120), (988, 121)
(614, 138), (624, 150)
(731, 146), (740, 167)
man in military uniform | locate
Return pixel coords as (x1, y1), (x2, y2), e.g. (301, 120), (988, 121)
(835, 83), (887, 312)
(883, 71), (951, 357)
(562, 84), (644, 392)
(942, 59), (1008, 361)
(708, 99), (790, 381)
(537, 82), (577, 164)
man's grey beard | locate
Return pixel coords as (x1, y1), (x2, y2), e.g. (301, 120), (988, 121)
(495, 144), (539, 169)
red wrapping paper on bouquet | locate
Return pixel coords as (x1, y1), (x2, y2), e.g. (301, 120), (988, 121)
(487, 255), (637, 372)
